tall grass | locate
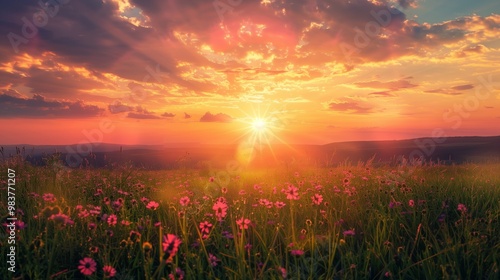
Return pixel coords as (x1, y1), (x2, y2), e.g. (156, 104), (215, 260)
(1, 158), (499, 279)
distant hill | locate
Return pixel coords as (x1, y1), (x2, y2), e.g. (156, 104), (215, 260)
(1, 136), (499, 169)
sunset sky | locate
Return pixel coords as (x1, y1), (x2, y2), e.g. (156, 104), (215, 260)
(0, 0), (499, 145)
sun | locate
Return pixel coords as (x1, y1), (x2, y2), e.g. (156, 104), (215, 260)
(233, 105), (292, 165)
(251, 118), (267, 132)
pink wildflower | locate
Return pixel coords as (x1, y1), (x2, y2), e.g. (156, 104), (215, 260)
(146, 201), (159, 210)
(236, 217), (251, 230)
(103, 265), (116, 278)
(78, 257), (97, 276)
(179, 196), (190, 206)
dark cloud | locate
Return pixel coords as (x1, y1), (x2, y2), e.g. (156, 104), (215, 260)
(0, 89), (24, 98)
(397, 0), (418, 9)
(0, 0), (214, 91)
(0, 0), (497, 113)
(425, 84), (474, 95)
(125, 106), (165, 119)
(199, 112), (233, 122)
(0, 93), (104, 118)
(424, 89), (462, 95)
(451, 84), (474, 91)
(162, 112), (175, 117)
(127, 112), (161, 119)
(24, 66), (107, 97)
(0, 70), (24, 88)
(108, 101), (134, 114)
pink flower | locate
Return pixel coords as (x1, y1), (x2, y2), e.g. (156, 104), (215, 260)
(169, 267), (185, 280)
(258, 199), (273, 208)
(312, 194), (323, 205)
(236, 217), (251, 230)
(179, 196), (190, 206)
(408, 200), (415, 207)
(278, 266), (287, 278)
(78, 257), (97, 276)
(209, 253), (219, 267)
(162, 234), (182, 263)
(343, 229), (355, 236)
(112, 199), (123, 211)
(78, 209), (90, 219)
(42, 193), (56, 203)
(290, 249), (304, 256)
(212, 201), (228, 221)
(107, 214), (117, 226)
(146, 201), (159, 210)
(245, 243), (252, 252)
(49, 214), (74, 226)
(199, 221), (212, 239)
(274, 201), (286, 209)
(284, 184), (299, 200)
(457, 203), (467, 213)
(103, 265), (116, 278)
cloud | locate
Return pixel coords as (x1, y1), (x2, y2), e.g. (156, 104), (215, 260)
(0, 0), (497, 121)
(199, 112), (233, 122)
(354, 78), (418, 90)
(24, 66), (107, 97)
(0, 89), (24, 98)
(127, 112), (161, 119)
(424, 89), (462, 95)
(108, 101), (134, 114)
(0, 93), (104, 118)
(162, 112), (176, 117)
(368, 91), (396, 97)
(184, 112), (191, 119)
(125, 106), (166, 119)
(453, 44), (488, 58)
(397, 0), (418, 9)
(451, 84), (474, 91)
(425, 84), (474, 95)
(328, 100), (374, 114)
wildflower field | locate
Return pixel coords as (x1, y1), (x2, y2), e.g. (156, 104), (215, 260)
(1, 158), (499, 279)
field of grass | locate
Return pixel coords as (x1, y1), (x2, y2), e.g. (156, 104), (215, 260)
(1, 157), (499, 279)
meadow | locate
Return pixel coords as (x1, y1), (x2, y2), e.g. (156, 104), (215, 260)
(1, 156), (499, 279)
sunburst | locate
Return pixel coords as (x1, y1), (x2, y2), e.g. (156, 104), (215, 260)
(234, 105), (291, 164)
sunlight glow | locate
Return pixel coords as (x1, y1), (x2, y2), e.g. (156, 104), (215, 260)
(252, 118), (267, 132)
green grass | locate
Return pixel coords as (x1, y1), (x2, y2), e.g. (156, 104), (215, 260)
(1, 157), (499, 279)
